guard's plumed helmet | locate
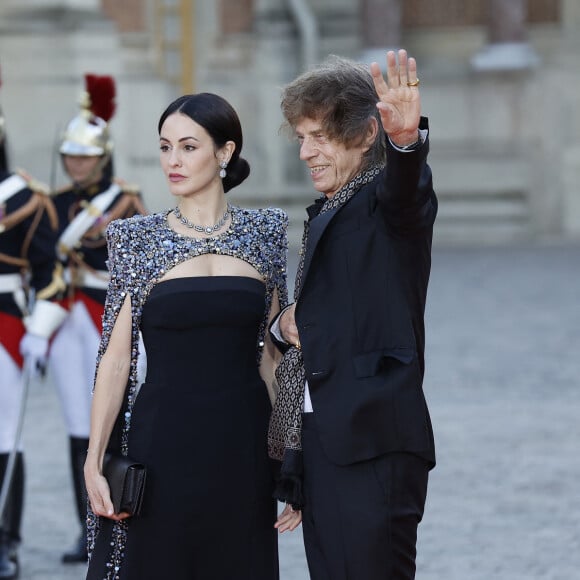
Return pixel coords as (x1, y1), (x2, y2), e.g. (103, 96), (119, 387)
(59, 74), (116, 157)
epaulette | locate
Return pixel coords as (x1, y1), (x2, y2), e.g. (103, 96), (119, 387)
(114, 177), (140, 195)
(15, 167), (50, 196)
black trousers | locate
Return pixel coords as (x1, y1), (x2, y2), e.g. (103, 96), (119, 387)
(301, 414), (429, 580)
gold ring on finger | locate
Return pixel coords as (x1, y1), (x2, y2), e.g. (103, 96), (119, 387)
(407, 78), (420, 87)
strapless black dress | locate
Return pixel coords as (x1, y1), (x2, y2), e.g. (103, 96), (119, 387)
(87, 276), (279, 579)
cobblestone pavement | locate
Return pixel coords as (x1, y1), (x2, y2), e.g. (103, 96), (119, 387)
(416, 241), (580, 580)
(14, 241), (580, 579)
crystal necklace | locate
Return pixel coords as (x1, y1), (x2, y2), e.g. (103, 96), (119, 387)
(173, 204), (231, 234)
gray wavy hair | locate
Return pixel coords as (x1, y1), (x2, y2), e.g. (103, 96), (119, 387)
(280, 55), (386, 168)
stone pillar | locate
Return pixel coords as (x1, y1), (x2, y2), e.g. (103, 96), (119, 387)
(101, 0), (145, 32)
(472, 0), (539, 71)
(219, 0), (254, 35)
(488, 0), (527, 42)
(359, 0), (402, 66)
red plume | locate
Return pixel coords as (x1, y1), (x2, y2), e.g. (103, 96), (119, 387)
(84, 74), (116, 122)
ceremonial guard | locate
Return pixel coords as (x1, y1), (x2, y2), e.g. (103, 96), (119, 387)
(48, 74), (147, 563)
(0, 96), (67, 577)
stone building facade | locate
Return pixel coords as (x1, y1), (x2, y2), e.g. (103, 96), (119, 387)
(1, 0), (579, 243)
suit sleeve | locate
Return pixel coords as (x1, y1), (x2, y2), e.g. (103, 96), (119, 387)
(376, 116), (437, 236)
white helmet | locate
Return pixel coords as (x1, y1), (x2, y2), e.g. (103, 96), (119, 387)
(59, 74), (116, 157)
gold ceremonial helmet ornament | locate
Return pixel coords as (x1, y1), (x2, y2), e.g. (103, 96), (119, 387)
(59, 74), (116, 158)
(59, 104), (111, 156)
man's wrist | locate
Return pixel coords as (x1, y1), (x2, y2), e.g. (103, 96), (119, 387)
(391, 130), (421, 149)
(389, 128), (428, 152)
(270, 304), (293, 343)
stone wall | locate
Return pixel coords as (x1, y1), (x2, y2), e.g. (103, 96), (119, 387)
(2, 0), (579, 242)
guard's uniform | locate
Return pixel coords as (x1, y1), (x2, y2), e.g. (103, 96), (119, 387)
(0, 169), (66, 577)
(48, 72), (148, 564)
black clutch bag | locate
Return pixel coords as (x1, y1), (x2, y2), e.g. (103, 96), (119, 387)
(102, 453), (147, 517)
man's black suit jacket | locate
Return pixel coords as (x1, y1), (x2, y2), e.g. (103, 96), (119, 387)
(295, 121), (437, 468)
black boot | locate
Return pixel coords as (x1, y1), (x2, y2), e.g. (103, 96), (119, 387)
(0, 452), (24, 579)
(0, 535), (17, 580)
(61, 437), (89, 564)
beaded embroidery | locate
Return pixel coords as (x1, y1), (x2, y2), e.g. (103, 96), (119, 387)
(86, 205), (288, 577)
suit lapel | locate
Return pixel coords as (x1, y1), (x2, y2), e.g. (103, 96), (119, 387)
(297, 205), (341, 298)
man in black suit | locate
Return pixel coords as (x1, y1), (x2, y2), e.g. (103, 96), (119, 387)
(270, 49), (437, 579)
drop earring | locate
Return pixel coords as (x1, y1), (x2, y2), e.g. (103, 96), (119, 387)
(219, 160), (228, 179)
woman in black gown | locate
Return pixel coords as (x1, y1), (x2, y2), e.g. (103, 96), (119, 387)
(84, 93), (302, 579)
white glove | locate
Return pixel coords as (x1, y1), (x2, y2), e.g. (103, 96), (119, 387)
(19, 333), (50, 376)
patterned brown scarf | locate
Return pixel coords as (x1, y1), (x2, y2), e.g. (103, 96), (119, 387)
(268, 163), (383, 508)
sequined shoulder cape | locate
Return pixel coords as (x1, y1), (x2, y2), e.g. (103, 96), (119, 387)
(87, 205), (288, 571)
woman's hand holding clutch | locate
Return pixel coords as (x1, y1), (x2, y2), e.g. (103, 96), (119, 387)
(85, 458), (131, 521)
